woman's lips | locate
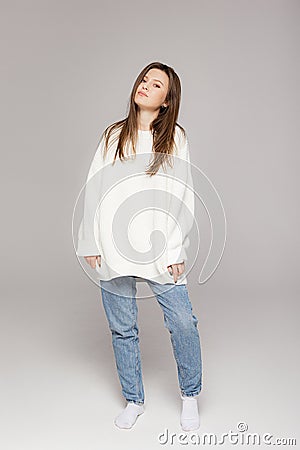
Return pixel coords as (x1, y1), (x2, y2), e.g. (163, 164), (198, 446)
(138, 92), (147, 97)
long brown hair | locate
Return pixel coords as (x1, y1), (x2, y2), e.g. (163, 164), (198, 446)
(101, 61), (186, 177)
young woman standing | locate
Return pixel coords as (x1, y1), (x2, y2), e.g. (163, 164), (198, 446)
(76, 62), (202, 431)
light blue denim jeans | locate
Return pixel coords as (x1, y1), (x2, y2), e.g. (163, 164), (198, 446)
(99, 276), (202, 405)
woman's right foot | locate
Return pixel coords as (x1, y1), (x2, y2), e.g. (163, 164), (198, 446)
(114, 402), (145, 429)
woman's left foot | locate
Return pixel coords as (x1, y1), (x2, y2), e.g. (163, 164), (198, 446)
(180, 393), (200, 431)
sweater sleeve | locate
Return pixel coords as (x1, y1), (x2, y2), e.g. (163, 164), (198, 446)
(166, 133), (195, 267)
(76, 135), (105, 257)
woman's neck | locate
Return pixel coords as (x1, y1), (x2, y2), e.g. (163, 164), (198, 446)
(137, 110), (158, 131)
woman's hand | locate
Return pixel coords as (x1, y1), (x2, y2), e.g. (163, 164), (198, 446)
(84, 255), (101, 269)
(167, 261), (185, 283)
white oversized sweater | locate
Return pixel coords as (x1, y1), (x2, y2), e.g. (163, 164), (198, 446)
(76, 125), (195, 285)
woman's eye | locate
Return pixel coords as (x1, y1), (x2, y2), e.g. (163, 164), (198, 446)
(140, 79), (160, 88)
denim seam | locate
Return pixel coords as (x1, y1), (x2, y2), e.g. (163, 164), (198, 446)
(166, 316), (186, 385)
(130, 296), (143, 404)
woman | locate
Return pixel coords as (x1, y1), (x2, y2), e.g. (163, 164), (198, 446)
(76, 61), (202, 431)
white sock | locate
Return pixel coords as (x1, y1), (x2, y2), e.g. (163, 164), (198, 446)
(114, 402), (145, 429)
(180, 393), (200, 431)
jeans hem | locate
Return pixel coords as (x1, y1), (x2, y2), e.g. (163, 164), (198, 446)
(127, 399), (144, 406)
(180, 390), (202, 398)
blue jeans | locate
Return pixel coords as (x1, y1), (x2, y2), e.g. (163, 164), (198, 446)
(99, 276), (202, 405)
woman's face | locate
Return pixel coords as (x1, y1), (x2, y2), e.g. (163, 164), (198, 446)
(134, 68), (169, 111)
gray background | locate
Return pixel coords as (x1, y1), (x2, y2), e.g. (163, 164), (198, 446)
(1, 0), (299, 449)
